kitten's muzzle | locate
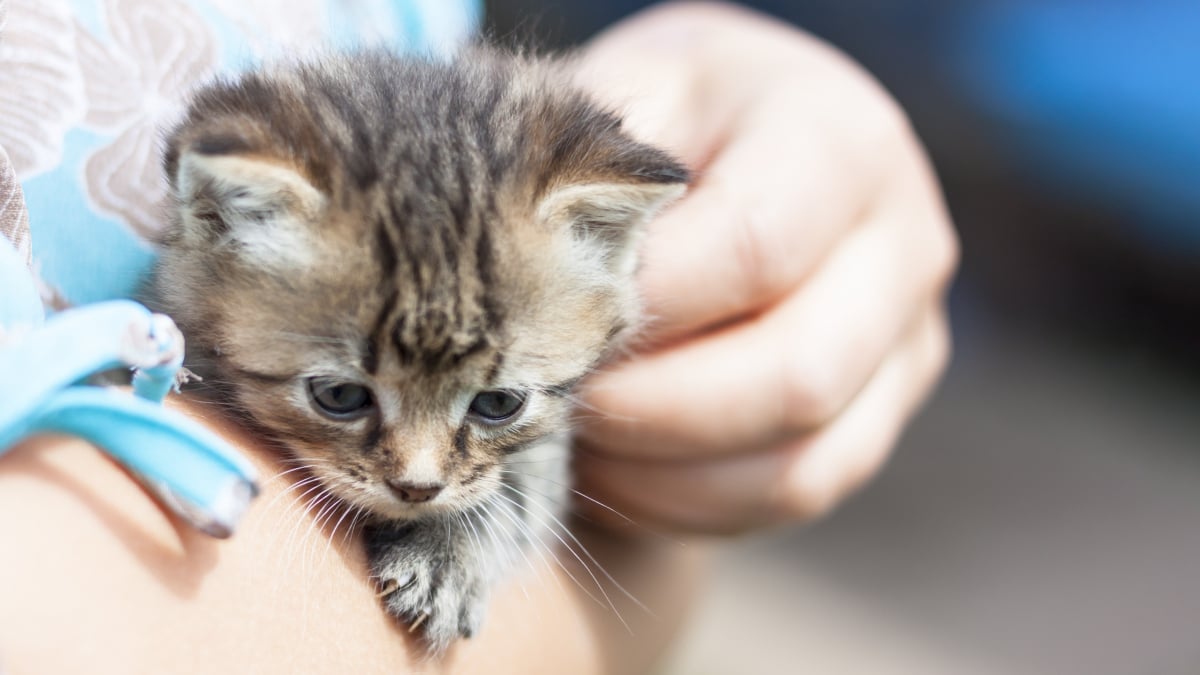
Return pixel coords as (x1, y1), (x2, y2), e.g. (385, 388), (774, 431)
(387, 479), (444, 504)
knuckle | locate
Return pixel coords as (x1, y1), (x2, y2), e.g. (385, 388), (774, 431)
(779, 353), (844, 430)
(778, 440), (892, 525)
(777, 477), (839, 523)
(925, 311), (954, 381)
(866, 92), (913, 145)
(904, 171), (960, 298)
(911, 194), (961, 295)
(731, 211), (773, 302)
(722, 181), (781, 307)
(846, 442), (892, 496)
(932, 220), (962, 290)
(825, 69), (912, 159)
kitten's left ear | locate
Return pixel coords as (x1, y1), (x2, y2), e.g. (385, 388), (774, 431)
(167, 132), (325, 268)
(538, 154), (689, 276)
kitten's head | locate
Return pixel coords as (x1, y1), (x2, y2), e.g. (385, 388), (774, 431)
(153, 51), (687, 520)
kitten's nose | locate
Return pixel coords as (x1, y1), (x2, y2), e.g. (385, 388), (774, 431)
(387, 480), (444, 504)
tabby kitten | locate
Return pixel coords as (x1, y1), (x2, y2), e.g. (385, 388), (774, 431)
(150, 49), (687, 651)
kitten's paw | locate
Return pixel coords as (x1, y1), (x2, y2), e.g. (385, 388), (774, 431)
(375, 554), (487, 650)
(366, 523), (488, 652)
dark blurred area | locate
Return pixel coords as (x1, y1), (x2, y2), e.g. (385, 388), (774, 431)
(484, 0), (1200, 373)
(485, 2), (1200, 673)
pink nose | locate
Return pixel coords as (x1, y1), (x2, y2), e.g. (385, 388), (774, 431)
(387, 480), (444, 503)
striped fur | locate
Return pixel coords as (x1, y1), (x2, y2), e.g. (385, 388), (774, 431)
(149, 48), (687, 650)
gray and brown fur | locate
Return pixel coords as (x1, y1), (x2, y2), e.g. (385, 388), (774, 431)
(149, 48), (687, 651)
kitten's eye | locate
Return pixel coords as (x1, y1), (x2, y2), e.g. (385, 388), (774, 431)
(308, 378), (374, 419)
(468, 390), (527, 425)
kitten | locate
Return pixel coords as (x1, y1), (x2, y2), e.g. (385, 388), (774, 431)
(149, 48), (687, 651)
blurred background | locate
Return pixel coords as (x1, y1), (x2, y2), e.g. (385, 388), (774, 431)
(485, 2), (1200, 673)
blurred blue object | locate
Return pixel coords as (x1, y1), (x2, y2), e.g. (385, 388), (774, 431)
(14, 385), (258, 538)
(0, 239), (258, 537)
(951, 1), (1200, 251)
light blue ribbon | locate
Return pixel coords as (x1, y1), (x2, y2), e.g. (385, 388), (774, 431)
(1, 239), (258, 537)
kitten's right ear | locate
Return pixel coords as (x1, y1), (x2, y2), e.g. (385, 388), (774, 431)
(168, 138), (324, 264)
(537, 156), (688, 279)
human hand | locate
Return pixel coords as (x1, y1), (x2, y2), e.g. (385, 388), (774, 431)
(571, 2), (958, 535)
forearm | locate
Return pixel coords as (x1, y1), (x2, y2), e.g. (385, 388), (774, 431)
(0, 395), (705, 674)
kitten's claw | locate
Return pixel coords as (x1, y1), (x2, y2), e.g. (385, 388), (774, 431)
(376, 570), (415, 597)
(365, 522), (489, 653)
(376, 578), (400, 598)
(408, 610), (430, 633)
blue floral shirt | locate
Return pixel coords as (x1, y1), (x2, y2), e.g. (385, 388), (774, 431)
(1, 0), (480, 306)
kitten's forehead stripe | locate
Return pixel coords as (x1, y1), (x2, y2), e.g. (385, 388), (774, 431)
(314, 69), (377, 189)
(473, 224), (500, 331)
(438, 217), (460, 275)
(446, 151), (471, 238)
(391, 313), (415, 365)
(365, 286), (398, 375)
(373, 215), (398, 278)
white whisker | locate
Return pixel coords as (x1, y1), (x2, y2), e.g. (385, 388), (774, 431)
(482, 494), (558, 603)
(479, 498), (536, 606)
(322, 496), (358, 564)
(499, 469), (684, 548)
(493, 489), (632, 633)
(501, 482), (654, 620)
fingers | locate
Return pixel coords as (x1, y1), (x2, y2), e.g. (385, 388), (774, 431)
(776, 306), (950, 521)
(577, 4), (919, 343)
(574, 304), (951, 534)
(578, 185), (956, 461)
(635, 116), (879, 343)
(568, 2), (960, 537)
(572, 2), (803, 162)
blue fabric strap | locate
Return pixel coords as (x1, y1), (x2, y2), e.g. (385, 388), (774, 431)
(0, 239), (258, 537)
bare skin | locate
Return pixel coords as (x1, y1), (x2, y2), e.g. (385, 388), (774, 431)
(0, 395), (705, 675)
